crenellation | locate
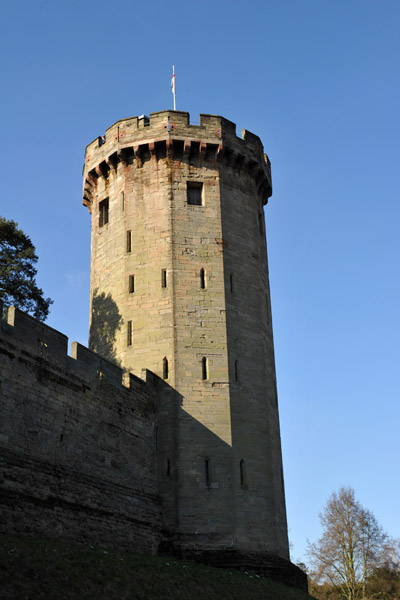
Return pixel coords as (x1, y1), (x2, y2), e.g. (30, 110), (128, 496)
(0, 108), (307, 592)
(0, 306), (160, 401)
(0, 315), (161, 553)
(5, 306), (68, 366)
(83, 111), (271, 212)
(70, 341), (124, 386)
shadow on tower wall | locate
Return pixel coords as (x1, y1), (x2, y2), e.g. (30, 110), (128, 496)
(152, 375), (307, 592)
(89, 289), (123, 365)
(0, 307), (307, 592)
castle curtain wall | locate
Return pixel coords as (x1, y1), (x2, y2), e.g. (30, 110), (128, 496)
(0, 306), (162, 553)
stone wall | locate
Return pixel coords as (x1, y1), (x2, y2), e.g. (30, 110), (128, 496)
(0, 304), (307, 591)
(0, 109), (308, 591)
(0, 305), (161, 553)
(83, 110), (288, 559)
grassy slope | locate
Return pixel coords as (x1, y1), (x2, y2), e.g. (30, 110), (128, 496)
(0, 534), (314, 600)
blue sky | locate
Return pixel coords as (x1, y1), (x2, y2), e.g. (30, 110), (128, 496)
(1, 0), (399, 564)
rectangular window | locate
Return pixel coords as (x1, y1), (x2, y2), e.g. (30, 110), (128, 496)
(126, 230), (132, 253)
(99, 198), (109, 227)
(161, 269), (167, 288)
(187, 182), (203, 206)
(129, 275), (135, 294)
(127, 320), (132, 346)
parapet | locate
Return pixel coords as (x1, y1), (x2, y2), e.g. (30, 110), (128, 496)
(0, 305), (154, 400)
(83, 110), (272, 209)
(5, 305), (68, 368)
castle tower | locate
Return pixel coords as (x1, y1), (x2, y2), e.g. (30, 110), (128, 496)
(83, 111), (289, 564)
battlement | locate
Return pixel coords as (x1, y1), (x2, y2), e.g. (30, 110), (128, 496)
(0, 304), (163, 555)
(83, 110), (272, 209)
(0, 304), (151, 397)
(85, 110), (266, 159)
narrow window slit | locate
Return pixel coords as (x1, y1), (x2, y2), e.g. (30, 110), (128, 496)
(200, 268), (206, 289)
(230, 273), (234, 293)
(163, 356), (169, 380)
(240, 459), (246, 486)
(126, 230), (132, 253)
(161, 269), (167, 288)
(127, 320), (132, 346)
(202, 357), (208, 381)
(205, 459), (210, 485)
(234, 359), (239, 382)
(129, 275), (135, 294)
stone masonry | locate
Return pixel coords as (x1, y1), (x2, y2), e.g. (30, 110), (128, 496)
(83, 111), (293, 563)
(0, 110), (308, 592)
(0, 304), (163, 553)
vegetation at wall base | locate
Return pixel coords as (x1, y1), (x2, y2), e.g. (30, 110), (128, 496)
(0, 534), (314, 600)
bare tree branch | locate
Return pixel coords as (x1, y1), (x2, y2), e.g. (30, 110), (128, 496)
(307, 487), (386, 600)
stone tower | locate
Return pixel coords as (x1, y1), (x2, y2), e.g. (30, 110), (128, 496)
(83, 110), (290, 567)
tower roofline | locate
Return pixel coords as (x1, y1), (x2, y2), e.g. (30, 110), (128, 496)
(85, 111), (265, 153)
(83, 110), (272, 210)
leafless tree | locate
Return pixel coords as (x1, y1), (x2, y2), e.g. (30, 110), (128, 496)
(308, 487), (386, 600)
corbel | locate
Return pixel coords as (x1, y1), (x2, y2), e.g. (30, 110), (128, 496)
(148, 142), (156, 159)
(166, 138), (173, 157)
(216, 144), (224, 162)
(133, 145), (142, 167)
(117, 148), (127, 166)
(199, 142), (207, 160)
(183, 139), (191, 157)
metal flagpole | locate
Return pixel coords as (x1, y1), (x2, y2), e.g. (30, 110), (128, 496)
(171, 65), (176, 111)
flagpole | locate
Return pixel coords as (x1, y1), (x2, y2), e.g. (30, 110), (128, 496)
(172, 65), (176, 111)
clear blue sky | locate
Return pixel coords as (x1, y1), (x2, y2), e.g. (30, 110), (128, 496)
(1, 0), (399, 564)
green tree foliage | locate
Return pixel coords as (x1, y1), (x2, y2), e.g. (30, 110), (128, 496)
(308, 487), (386, 600)
(366, 539), (400, 599)
(308, 580), (342, 600)
(0, 217), (53, 321)
(366, 564), (400, 599)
